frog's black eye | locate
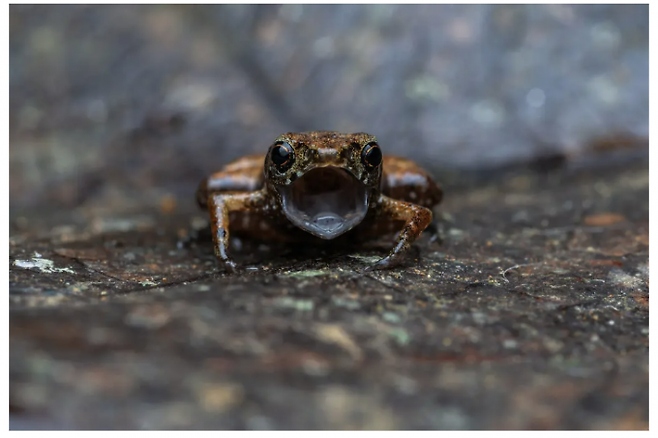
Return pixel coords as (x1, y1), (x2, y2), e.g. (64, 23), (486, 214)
(361, 142), (382, 168)
(271, 141), (295, 172)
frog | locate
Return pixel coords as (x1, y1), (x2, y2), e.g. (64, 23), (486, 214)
(196, 131), (443, 272)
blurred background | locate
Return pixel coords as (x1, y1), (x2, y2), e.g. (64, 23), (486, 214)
(9, 4), (648, 217)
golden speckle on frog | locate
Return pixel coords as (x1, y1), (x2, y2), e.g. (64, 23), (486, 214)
(196, 131), (443, 272)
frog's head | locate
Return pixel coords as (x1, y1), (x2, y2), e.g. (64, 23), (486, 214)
(264, 131), (383, 239)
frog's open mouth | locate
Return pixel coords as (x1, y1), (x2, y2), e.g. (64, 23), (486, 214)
(278, 167), (369, 239)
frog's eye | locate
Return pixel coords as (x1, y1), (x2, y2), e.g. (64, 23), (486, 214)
(271, 141), (295, 172)
(361, 142), (382, 168)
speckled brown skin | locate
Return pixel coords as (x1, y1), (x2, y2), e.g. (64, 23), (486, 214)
(196, 131), (443, 272)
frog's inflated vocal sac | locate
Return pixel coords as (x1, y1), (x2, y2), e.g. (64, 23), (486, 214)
(196, 131), (443, 272)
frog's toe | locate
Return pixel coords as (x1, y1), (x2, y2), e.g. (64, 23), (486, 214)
(366, 255), (401, 271)
(220, 258), (241, 274)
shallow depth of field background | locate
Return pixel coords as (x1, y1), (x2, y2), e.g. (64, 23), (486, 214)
(9, 4), (648, 214)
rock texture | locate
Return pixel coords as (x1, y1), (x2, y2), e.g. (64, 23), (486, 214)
(9, 4), (648, 430)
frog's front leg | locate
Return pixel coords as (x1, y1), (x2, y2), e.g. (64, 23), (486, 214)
(369, 195), (433, 271)
(207, 190), (266, 273)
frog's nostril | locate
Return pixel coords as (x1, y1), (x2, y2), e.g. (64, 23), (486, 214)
(317, 147), (339, 158)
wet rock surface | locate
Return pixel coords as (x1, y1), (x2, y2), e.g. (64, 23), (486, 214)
(10, 153), (648, 429)
(10, 4), (648, 430)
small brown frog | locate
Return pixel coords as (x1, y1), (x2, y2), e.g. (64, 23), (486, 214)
(196, 131), (442, 272)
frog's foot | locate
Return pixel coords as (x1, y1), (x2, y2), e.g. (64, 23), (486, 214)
(207, 191), (266, 275)
(362, 252), (406, 272)
(367, 196), (433, 272)
(219, 257), (241, 274)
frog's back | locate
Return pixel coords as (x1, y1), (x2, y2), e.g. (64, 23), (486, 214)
(196, 154), (265, 208)
(382, 156), (442, 209)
